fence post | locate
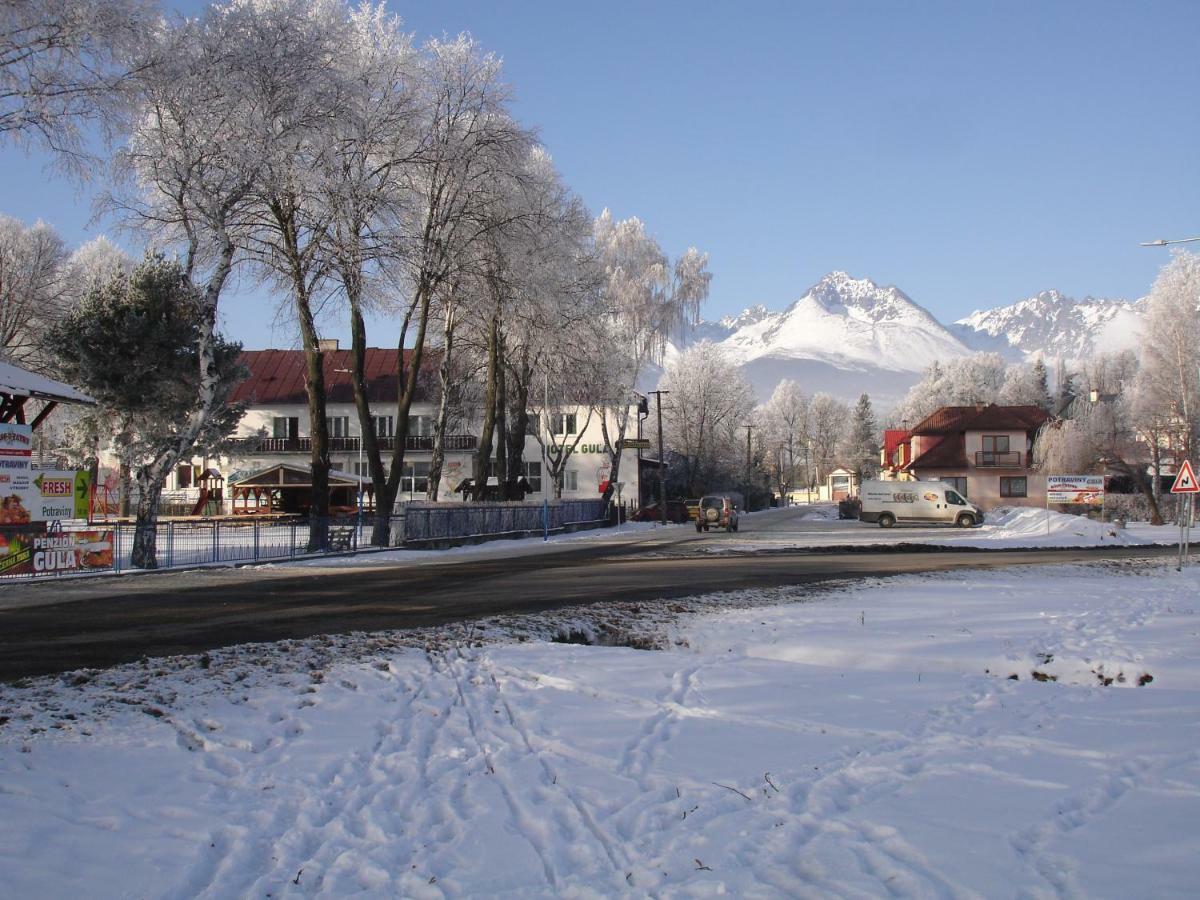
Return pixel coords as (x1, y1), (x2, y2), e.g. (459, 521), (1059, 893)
(254, 518), (260, 562)
(543, 498), (549, 541)
(213, 519), (219, 564)
(166, 521), (174, 569)
(290, 522), (296, 558)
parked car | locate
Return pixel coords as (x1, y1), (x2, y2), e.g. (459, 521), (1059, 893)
(696, 495), (739, 532)
(858, 480), (983, 528)
(631, 500), (690, 523)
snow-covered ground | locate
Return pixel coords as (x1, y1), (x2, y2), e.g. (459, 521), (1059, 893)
(2, 561), (1198, 897)
(685, 505), (1181, 556)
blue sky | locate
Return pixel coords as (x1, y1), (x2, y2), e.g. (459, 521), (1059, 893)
(2, 0), (1197, 348)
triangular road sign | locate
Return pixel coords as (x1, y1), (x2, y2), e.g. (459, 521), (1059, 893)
(1171, 459), (1199, 494)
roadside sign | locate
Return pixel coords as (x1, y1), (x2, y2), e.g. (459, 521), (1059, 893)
(619, 438), (651, 450)
(1171, 459), (1198, 494)
(1047, 475), (1104, 505)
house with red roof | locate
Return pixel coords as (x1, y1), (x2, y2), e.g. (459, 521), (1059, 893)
(881, 404), (1052, 511)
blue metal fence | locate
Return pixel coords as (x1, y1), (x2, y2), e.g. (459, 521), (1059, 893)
(402, 499), (606, 544)
(1, 499), (609, 579)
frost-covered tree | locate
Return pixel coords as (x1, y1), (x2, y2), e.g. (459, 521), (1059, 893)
(0, 215), (68, 367)
(593, 211), (710, 492)
(654, 342), (754, 496)
(42, 255), (245, 567)
(809, 392), (849, 486)
(893, 352), (1007, 425)
(1138, 251), (1200, 459)
(999, 358), (1053, 409)
(1035, 388), (1164, 525)
(759, 379), (809, 498)
(0, 0), (157, 162)
(844, 393), (879, 483)
(239, 0), (363, 549)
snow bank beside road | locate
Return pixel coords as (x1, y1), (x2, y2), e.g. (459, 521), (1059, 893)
(2, 564), (1199, 897)
(931, 506), (1175, 549)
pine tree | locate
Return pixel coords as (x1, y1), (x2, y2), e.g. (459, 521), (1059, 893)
(1032, 357), (1051, 411)
(43, 254), (245, 568)
(848, 393), (879, 484)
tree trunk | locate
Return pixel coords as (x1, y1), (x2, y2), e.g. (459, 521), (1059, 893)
(494, 341), (508, 499)
(375, 276), (435, 547)
(130, 467), (165, 569)
(427, 305), (457, 503)
(506, 381), (530, 499)
(296, 303), (330, 552)
(346, 288), (384, 524)
(472, 310), (500, 501)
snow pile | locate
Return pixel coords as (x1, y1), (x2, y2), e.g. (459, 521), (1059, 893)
(2, 564), (1199, 896)
(933, 506), (1160, 548)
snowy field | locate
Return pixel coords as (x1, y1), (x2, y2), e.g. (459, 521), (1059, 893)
(2, 561), (1198, 897)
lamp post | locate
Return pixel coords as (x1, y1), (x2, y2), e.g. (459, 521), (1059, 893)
(649, 389), (669, 525)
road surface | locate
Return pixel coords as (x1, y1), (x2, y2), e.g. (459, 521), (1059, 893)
(0, 506), (1176, 681)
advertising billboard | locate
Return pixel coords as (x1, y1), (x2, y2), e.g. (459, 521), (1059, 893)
(0, 425), (91, 521)
(1047, 475), (1105, 505)
(0, 528), (114, 576)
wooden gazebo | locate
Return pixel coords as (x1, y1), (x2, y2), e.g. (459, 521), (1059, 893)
(229, 464), (370, 516)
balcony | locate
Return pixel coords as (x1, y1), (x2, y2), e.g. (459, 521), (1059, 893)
(226, 434), (479, 454)
(974, 450), (1026, 468)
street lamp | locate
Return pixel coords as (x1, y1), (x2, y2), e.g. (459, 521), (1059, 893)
(1140, 237), (1200, 246)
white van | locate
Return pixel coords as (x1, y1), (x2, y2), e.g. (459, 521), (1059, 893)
(858, 480), (983, 528)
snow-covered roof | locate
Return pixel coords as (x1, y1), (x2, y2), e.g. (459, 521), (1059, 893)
(0, 359), (94, 405)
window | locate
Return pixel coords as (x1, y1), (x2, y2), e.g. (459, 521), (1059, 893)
(272, 416), (298, 439)
(945, 476), (968, 497)
(176, 465), (193, 489)
(522, 460), (542, 493)
(945, 490), (966, 506)
(551, 413), (577, 435)
(407, 415), (431, 437)
(352, 461), (370, 477)
(402, 461), (430, 495)
(982, 435), (1010, 453)
(1000, 476), (1027, 498)
(372, 416), (394, 437)
(562, 469), (578, 491)
(327, 416), (350, 438)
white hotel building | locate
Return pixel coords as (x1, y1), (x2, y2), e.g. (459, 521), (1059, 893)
(164, 345), (645, 514)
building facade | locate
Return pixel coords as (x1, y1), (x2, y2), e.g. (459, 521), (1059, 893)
(881, 404), (1051, 511)
(162, 346), (642, 513)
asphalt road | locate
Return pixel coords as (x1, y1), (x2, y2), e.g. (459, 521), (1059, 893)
(0, 508), (1178, 681)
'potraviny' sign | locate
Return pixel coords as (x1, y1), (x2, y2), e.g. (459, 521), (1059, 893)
(1047, 475), (1105, 505)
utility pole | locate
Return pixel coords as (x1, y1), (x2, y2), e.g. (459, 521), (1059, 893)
(649, 390), (669, 525)
(743, 424), (755, 504)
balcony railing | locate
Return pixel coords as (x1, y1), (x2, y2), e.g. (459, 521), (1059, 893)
(974, 450), (1025, 468)
(226, 434), (479, 454)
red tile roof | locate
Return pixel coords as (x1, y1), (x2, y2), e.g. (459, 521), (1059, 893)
(906, 435), (968, 470)
(909, 404), (1050, 436)
(230, 349), (436, 406)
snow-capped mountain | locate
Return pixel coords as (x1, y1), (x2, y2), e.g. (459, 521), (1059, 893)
(667, 273), (1144, 404)
(953, 291), (1144, 361)
(671, 272), (972, 403)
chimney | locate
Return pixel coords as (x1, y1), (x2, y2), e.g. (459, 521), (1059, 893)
(318, 338), (339, 353)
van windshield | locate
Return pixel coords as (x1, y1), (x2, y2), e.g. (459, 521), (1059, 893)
(945, 490), (966, 506)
